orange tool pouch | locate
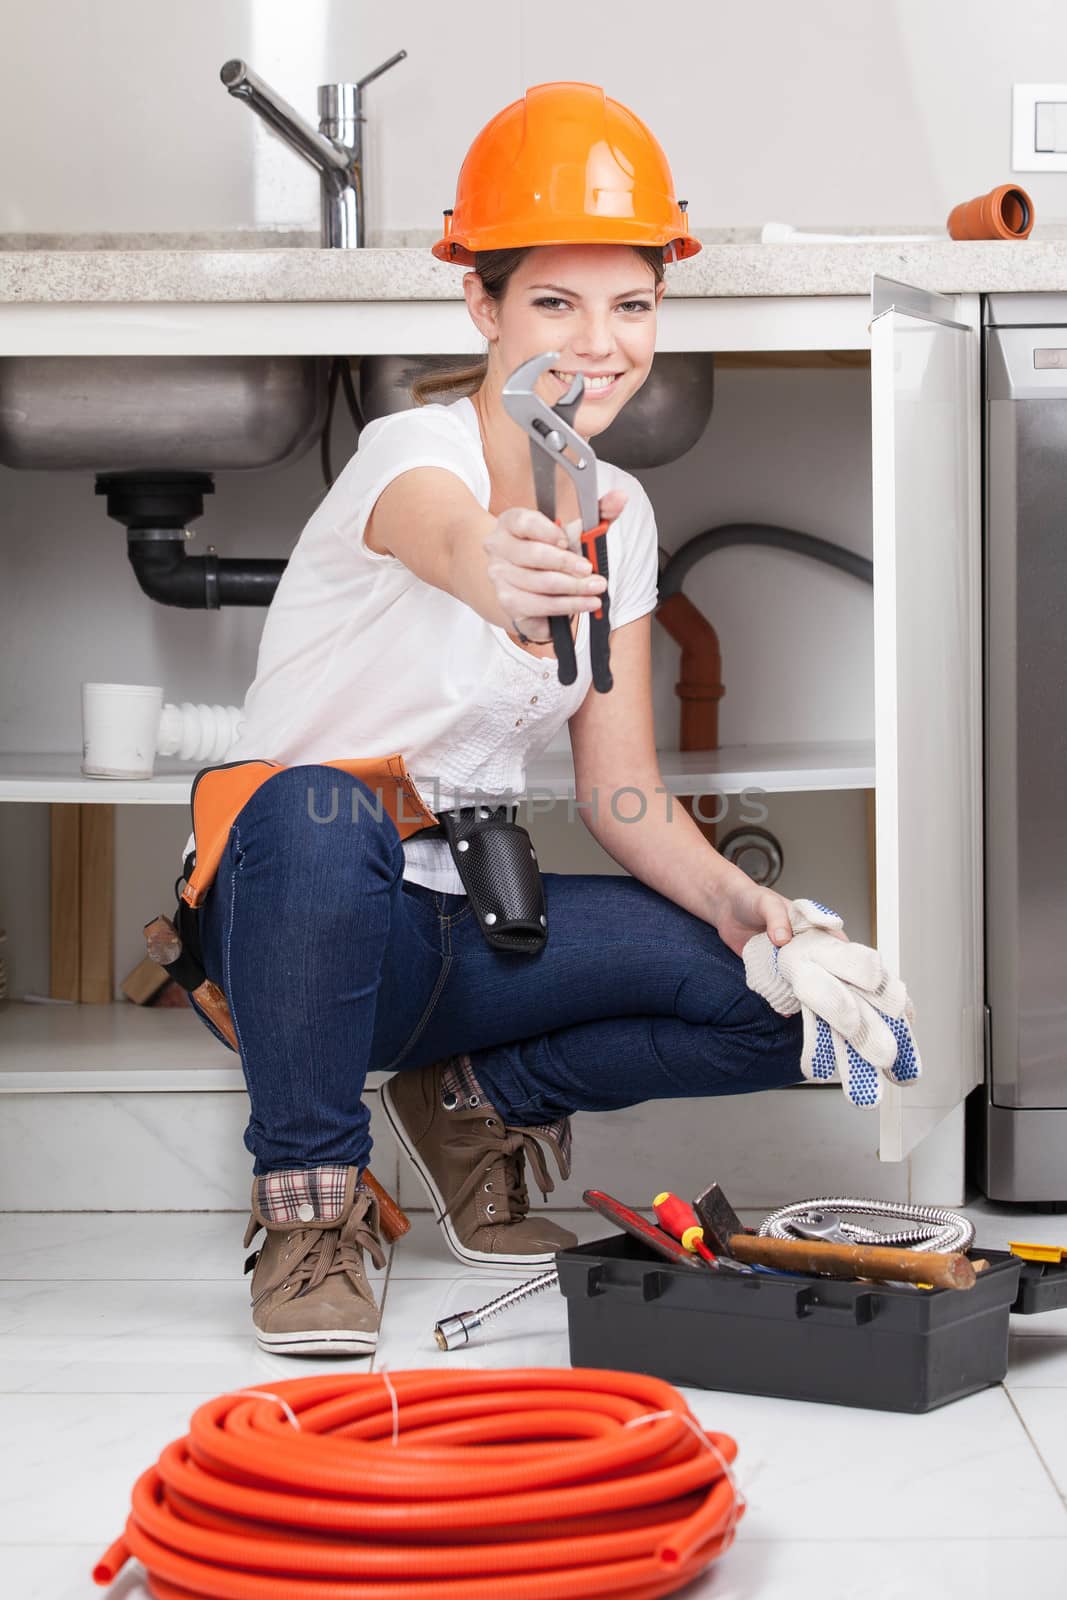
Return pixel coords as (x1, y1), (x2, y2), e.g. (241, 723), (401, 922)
(164, 755), (437, 997)
(179, 754), (437, 911)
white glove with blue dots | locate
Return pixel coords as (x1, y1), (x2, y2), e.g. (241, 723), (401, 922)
(742, 898), (922, 1107)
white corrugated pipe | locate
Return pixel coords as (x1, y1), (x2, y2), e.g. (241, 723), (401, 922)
(156, 703), (245, 763)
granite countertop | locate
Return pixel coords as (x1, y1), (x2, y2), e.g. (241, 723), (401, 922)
(1, 226), (1066, 302)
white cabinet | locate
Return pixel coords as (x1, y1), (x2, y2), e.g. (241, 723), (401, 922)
(869, 278), (983, 1160)
(0, 283), (984, 1183)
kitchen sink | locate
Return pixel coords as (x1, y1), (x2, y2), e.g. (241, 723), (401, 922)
(358, 352), (716, 470)
(0, 355), (328, 471)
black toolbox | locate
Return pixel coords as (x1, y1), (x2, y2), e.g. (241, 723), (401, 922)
(555, 1232), (1067, 1413)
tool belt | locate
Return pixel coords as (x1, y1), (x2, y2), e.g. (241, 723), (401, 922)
(167, 755), (547, 996)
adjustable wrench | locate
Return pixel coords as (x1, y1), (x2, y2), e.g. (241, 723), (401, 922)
(786, 1209), (917, 1289)
(787, 1209), (863, 1246)
(501, 352), (614, 693)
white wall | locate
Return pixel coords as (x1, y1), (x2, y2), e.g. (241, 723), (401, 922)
(2, 0), (1066, 236)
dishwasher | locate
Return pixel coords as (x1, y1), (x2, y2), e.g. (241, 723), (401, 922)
(980, 293), (1067, 1201)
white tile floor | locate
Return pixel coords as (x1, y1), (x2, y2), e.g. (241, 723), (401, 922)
(2, 1197), (1066, 1599)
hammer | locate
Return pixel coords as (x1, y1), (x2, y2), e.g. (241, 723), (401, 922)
(693, 1182), (978, 1291)
(144, 913), (410, 1245)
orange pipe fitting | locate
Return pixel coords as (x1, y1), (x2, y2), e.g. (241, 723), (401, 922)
(947, 183), (1034, 240)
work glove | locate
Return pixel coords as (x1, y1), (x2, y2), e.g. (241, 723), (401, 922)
(742, 898), (922, 1108)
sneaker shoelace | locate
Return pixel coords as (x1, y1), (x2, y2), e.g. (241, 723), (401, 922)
(441, 1122), (559, 1225)
(253, 1196), (386, 1303)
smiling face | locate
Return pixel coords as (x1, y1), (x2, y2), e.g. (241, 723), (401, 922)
(464, 244), (665, 438)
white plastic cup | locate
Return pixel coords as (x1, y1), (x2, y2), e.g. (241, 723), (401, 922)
(81, 683), (163, 779)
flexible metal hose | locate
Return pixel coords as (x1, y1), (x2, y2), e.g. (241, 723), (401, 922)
(759, 1197), (975, 1253)
(434, 1270), (558, 1349)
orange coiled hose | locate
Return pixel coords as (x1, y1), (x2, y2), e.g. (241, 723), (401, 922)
(93, 1367), (744, 1599)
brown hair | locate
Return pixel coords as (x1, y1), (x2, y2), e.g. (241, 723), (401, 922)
(410, 245), (666, 406)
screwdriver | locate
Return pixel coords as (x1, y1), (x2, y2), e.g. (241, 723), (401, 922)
(652, 1191), (789, 1276)
(653, 1191), (751, 1272)
(653, 1191), (717, 1264)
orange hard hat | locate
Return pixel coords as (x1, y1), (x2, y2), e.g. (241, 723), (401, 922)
(432, 81), (700, 265)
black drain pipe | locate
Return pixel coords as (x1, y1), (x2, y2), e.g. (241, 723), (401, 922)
(97, 471), (288, 610)
(660, 522), (872, 597)
(98, 474), (873, 614)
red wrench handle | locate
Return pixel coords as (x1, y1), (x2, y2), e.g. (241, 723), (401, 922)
(541, 519), (612, 691)
(579, 520), (613, 693)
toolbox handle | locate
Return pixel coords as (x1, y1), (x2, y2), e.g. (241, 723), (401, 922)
(585, 1265), (668, 1302)
(794, 1287), (877, 1325)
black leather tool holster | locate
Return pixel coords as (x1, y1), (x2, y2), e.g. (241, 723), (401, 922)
(424, 804), (548, 955)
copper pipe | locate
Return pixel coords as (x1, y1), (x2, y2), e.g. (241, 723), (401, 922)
(654, 592), (725, 844)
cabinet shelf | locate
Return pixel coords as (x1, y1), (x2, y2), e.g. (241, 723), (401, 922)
(0, 741), (874, 805)
(0, 999), (390, 1093)
(526, 742), (874, 798)
(0, 998), (822, 1098)
(0, 999), (242, 1091)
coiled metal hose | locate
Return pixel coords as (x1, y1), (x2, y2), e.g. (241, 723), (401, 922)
(759, 1197), (975, 1254)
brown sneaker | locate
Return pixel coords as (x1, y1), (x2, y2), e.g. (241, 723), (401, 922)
(381, 1058), (577, 1269)
(243, 1165), (386, 1356)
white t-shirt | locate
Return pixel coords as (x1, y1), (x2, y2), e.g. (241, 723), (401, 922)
(181, 396), (659, 893)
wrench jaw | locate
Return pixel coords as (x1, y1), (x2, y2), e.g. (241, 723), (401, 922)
(501, 350), (581, 412)
(551, 378), (585, 431)
(501, 351), (601, 532)
(790, 1211), (854, 1245)
(501, 350), (614, 695)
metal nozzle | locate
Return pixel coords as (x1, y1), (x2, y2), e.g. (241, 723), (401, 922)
(434, 1311), (481, 1351)
(432, 1270), (559, 1351)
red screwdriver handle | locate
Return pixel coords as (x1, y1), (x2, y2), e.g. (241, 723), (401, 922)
(653, 1192), (717, 1263)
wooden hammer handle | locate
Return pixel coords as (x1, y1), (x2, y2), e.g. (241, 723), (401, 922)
(362, 1170), (411, 1241)
(728, 1234), (976, 1289)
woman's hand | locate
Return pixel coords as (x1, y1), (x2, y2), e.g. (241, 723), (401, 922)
(708, 864), (849, 959)
(482, 488), (627, 642)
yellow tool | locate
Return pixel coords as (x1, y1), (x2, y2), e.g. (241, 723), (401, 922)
(1009, 1241), (1067, 1264)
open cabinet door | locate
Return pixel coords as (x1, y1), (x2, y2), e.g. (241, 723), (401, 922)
(870, 277), (983, 1161)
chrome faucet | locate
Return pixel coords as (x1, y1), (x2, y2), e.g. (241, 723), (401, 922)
(220, 51), (407, 248)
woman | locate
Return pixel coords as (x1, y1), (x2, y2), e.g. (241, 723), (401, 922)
(189, 83), (811, 1358)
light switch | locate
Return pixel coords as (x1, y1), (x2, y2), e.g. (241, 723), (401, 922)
(1014, 83), (1067, 170)
(1035, 101), (1067, 153)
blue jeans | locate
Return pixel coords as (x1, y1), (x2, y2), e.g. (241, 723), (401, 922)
(188, 765), (804, 1174)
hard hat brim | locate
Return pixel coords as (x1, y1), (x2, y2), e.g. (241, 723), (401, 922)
(431, 228), (702, 265)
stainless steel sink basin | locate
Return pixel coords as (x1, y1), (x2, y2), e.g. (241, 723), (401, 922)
(0, 355), (328, 471)
(358, 352), (715, 469)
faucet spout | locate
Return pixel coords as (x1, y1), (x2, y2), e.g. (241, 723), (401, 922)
(220, 59), (349, 181)
(220, 52), (406, 247)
